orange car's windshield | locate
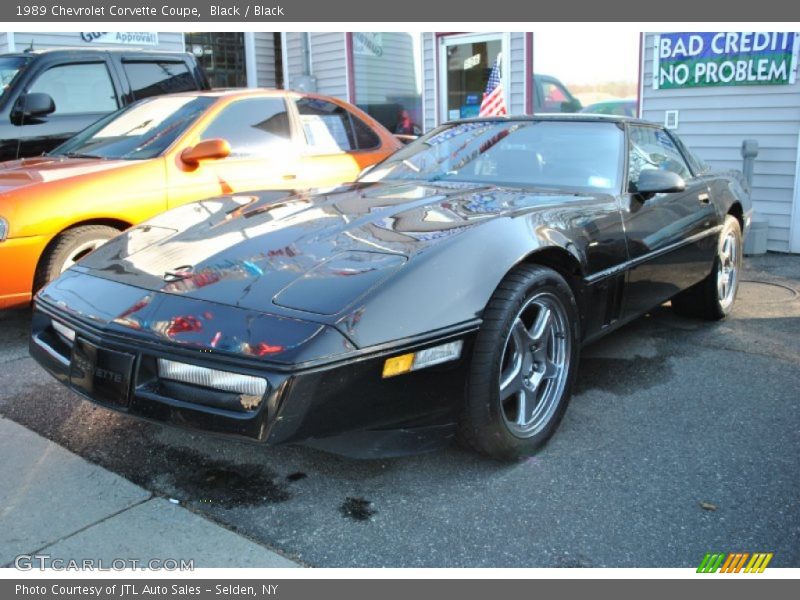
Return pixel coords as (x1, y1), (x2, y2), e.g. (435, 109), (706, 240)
(49, 95), (215, 160)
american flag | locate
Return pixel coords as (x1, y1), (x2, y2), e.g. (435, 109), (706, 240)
(479, 57), (507, 117)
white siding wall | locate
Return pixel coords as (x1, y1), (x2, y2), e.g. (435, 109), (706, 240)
(508, 32), (526, 116)
(309, 32), (347, 99)
(252, 32), (277, 88)
(422, 33), (437, 132)
(284, 32), (305, 89)
(641, 32), (800, 252)
(284, 33), (348, 99)
(0, 33), (9, 53)
(12, 32), (184, 53)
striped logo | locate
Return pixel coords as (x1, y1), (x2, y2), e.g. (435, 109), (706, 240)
(697, 552), (774, 573)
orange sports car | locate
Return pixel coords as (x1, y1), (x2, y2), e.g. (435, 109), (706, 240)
(0, 89), (401, 309)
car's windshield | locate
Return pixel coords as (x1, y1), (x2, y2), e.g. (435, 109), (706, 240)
(0, 56), (30, 104)
(362, 120), (624, 193)
(49, 95), (215, 160)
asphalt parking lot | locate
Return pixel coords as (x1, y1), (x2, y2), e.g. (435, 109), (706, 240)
(1, 253), (798, 568)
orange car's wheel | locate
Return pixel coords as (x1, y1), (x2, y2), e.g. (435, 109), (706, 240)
(34, 225), (119, 293)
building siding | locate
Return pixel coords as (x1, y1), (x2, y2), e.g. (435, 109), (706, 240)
(508, 32), (526, 116)
(422, 32), (436, 132)
(309, 32), (347, 99)
(284, 32), (305, 90)
(0, 33), (9, 53)
(13, 32), (184, 53)
(252, 32), (276, 88)
(641, 32), (800, 252)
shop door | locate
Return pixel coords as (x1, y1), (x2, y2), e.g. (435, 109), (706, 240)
(438, 33), (505, 122)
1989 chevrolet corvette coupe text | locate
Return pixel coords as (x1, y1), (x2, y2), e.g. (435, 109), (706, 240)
(30, 116), (752, 460)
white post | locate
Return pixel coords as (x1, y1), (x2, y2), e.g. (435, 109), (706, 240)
(244, 32), (257, 88)
(790, 129), (800, 253)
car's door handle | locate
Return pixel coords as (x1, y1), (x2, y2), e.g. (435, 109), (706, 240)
(698, 192), (710, 204)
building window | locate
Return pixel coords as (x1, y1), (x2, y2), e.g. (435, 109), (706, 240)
(185, 32), (246, 88)
(532, 31), (640, 116)
(350, 32), (423, 135)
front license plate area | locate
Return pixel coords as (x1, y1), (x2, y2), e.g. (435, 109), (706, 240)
(70, 338), (134, 408)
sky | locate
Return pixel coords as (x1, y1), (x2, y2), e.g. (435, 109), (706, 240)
(533, 30), (642, 85)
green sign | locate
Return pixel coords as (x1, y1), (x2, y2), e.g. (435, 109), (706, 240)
(654, 32), (799, 89)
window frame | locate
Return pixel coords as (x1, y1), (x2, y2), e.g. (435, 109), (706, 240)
(120, 59), (197, 101)
(291, 95), (383, 156)
(624, 122), (695, 191)
(26, 60), (119, 116)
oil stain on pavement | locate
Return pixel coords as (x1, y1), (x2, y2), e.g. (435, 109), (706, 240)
(340, 497), (376, 521)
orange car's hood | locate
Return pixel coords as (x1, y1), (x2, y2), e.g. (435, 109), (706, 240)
(0, 156), (132, 194)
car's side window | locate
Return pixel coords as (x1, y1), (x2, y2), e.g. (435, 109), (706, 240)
(199, 97), (292, 158)
(668, 130), (709, 175)
(628, 125), (692, 189)
(28, 62), (118, 115)
(122, 61), (196, 100)
(294, 97), (380, 154)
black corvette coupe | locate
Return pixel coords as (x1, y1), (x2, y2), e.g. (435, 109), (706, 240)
(30, 116), (752, 460)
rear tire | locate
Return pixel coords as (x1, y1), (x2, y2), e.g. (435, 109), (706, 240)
(34, 225), (118, 293)
(459, 265), (581, 461)
(671, 215), (742, 321)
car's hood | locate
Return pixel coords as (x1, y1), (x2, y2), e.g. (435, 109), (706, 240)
(73, 181), (593, 321)
(0, 156), (131, 194)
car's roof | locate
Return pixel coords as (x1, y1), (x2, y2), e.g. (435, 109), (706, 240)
(2, 48), (192, 57)
(137, 87), (344, 102)
(449, 113), (653, 126)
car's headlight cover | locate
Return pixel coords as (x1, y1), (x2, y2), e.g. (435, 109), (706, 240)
(157, 358), (268, 397)
(51, 320), (76, 342)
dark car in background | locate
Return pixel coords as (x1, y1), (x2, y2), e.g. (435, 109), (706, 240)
(0, 49), (210, 161)
(581, 98), (638, 117)
(533, 74), (582, 113)
(30, 116), (752, 461)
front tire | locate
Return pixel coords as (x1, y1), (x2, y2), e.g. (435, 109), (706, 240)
(34, 225), (118, 293)
(459, 265), (581, 461)
(671, 215), (742, 321)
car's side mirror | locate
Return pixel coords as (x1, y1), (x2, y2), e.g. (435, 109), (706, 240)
(634, 169), (686, 196)
(180, 138), (231, 167)
(11, 92), (56, 124)
(560, 99), (582, 113)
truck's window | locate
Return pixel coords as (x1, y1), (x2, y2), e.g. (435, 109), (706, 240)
(29, 62), (117, 115)
(540, 81), (571, 112)
(123, 61), (196, 100)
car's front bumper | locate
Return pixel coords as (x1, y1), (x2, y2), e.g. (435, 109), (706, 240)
(30, 300), (477, 457)
(0, 234), (50, 309)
